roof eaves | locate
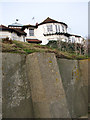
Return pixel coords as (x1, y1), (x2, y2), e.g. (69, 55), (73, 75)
(38, 17), (68, 27)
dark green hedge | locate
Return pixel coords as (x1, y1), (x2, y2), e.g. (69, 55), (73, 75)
(47, 40), (87, 55)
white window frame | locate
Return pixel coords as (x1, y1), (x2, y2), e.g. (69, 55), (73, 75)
(58, 25), (60, 32)
(55, 25), (58, 32)
(29, 29), (34, 36)
(62, 25), (64, 32)
(47, 25), (53, 32)
(72, 37), (75, 43)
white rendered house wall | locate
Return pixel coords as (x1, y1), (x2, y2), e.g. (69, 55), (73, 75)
(0, 31), (11, 39)
(34, 25), (48, 45)
(24, 22), (84, 45)
(34, 23), (67, 45)
(0, 31), (25, 42)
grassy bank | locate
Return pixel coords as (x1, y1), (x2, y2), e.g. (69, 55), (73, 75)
(1, 38), (88, 60)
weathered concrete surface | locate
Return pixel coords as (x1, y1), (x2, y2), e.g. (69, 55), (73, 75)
(2, 52), (88, 118)
(0, 52), (2, 120)
(88, 59), (90, 107)
(26, 52), (70, 118)
(57, 58), (88, 118)
(2, 53), (34, 118)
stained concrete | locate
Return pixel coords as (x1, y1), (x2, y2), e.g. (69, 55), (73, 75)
(26, 52), (70, 118)
(57, 58), (88, 118)
(2, 53), (34, 118)
(1, 52), (88, 118)
(0, 53), (2, 120)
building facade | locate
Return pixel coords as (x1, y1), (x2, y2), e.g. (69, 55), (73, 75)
(22, 17), (84, 45)
(0, 17), (84, 45)
(0, 25), (26, 42)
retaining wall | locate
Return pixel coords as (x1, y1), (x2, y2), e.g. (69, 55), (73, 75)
(1, 53), (88, 118)
(57, 58), (88, 118)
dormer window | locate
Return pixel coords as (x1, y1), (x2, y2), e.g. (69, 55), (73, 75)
(47, 25), (53, 32)
(29, 29), (34, 36)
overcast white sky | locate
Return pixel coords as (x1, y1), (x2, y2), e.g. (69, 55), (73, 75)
(0, 0), (88, 38)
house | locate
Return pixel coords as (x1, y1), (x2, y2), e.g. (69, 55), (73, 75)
(0, 25), (27, 42)
(0, 17), (84, 45)
(8, 20), (42, 44)
(22, 17), (84, 45)
(22, 24), (42, 44)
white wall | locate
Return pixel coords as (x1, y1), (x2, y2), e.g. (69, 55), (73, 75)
(34, 25), (48, 44)
(36, 23), (67, 35)
(0, 31), (11, 39)
(0, 31), (25, 42)
(34, 23), (67, 45)
(11, 32), (25, 42)
(68, 36), (84, 44)
(24, 23), (84, 45)
(24, 29), (29, 37)
(45, 34), (68, 42)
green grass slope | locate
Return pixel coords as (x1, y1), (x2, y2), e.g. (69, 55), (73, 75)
(1, 38), (88, 60)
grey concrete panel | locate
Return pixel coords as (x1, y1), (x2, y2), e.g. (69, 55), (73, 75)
(57, 58), (88, 118)
(26, 53), (70, 118)
(2, 52), (88, 118)
(0, 52), (2, 120)
(2, 53), (34, 118)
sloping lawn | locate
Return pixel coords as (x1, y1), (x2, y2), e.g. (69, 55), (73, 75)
(1, 38), (88, 60)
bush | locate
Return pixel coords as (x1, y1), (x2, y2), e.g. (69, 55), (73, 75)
(2, 37), (13, 44)
(47, 40), (87, 55)
(47, 41), (57, 48)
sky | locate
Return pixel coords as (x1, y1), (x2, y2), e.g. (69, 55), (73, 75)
(0, 0), (88, 38)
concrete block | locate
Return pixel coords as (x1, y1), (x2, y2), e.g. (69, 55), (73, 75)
(57, 58), (88, 118)
(2, 53), (34, 118)
(26, 52), (70, 118)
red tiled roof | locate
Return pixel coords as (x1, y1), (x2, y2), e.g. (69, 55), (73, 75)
(26, 39), (42, 43)
(0, 25), (11, 30)
(11, 28), (26, 35)
(22, 17), (68, 29)
(38, 17), (68, 27)
(0, 25), (26, 36)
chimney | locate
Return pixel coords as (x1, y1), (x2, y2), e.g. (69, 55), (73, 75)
(36, 23), (38, 26)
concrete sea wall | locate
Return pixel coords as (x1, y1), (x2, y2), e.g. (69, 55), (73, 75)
(26, 53), (70, 118)
(2, 53), (34, 118)
(0, 53), (2, 120)
(2, 53), (88, 118)
(57, 58), (88, 118)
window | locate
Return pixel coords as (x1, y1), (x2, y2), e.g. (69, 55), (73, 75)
(58, 25), (60, 32)
(69, 37), (71, 42)
(47, 25), (53, 32)
(78, 38), (80, 41)
(29, 29), (34, 36)
(55, 25), (58, 32)
(62, 25), (64, 32)
(72, 37), (75, 43)
(55, 25), (60, 32)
